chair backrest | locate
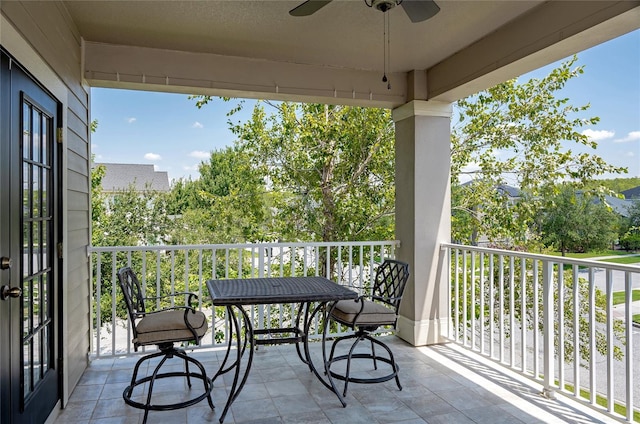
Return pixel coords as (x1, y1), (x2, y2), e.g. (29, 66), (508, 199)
(117, 267), (146, 332)
(371, 259), (410, 313)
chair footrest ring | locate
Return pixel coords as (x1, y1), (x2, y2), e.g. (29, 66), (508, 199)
(123, 371), (212, 411)
(327, 353), (399, 384)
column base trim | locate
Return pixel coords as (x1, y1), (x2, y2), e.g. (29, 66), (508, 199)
(396, 315), (449, 346)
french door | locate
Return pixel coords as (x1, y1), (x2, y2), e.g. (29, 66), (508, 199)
(0, 49), (61, 423)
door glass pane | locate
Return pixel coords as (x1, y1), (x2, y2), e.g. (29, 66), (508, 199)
(32, 222), (39, 274)
(23, 103), (31, 159)
(33, 278), (40, 329)
(42, 116), (48, 166)
(23, 341), (32, 396)
(42, 273), (48, 319)
(33, 332), (41, 386)
(43, 327), (49, 373)
(23, 281), (30, 338)
(42, 168), (48, 216)
(23, 163), (31, 218)
(32, 109), (40, 163)
(32, 167), (40, 218)
(23, 221), (30, 277)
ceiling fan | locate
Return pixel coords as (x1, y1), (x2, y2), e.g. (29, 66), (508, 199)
(289, 0), (440, 23)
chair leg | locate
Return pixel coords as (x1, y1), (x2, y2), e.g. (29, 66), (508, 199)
(343, 333), (366, 397)
(327, 332), (402, 394)
(370, 338), (377, 370)
(368, 335), (402, 391)
(143, 353), (170, 423)
(175, 349), (215, 411)
(122, 347), (214, 424)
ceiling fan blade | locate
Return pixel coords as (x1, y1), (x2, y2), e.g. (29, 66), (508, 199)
(289, 0), (333, 16)
(401, 0), (440, 23)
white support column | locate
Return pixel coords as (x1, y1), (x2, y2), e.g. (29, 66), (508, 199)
(392, 100), (452, 346)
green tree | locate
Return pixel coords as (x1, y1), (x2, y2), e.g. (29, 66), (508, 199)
(539, 187), (619, 255)
(583, 177), (640, 194)
(167, 146), (270, 244)
(619, 199), (640, 251)
(227, 102), (395, 243)
(452, 56), (626, 247)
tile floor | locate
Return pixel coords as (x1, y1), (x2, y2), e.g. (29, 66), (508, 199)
(51, 337), (618, 424)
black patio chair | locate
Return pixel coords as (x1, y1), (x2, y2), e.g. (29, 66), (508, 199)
(116, 267), (214, 423)
(327, 259), (410, 396)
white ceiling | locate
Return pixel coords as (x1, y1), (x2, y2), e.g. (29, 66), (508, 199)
(64, 0), (542, 73)
(63, 0), (640, 107)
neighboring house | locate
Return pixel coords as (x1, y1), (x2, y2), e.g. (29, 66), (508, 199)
(622, 185), (640, 199)
(96, 163), (170, 195)
(601, 193), (635, 218)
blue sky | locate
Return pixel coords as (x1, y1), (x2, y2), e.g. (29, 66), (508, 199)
(91, 29), (639, 183)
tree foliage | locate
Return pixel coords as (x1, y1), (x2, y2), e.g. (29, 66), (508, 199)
(538, 187), (619, 255)
(451, 56), (626, 247)
(225, 101), (396, 243)
(167, 146), (270, 244)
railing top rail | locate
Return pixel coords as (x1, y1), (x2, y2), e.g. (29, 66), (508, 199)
(90, 240), (400, 253)
(441, 242), (640, 274)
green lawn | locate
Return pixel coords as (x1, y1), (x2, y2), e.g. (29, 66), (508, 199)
(601, 256), (640, 265)
(612, 290), (640, 305)
(634, 314), (640, 325)
(545, 250), (629, 259)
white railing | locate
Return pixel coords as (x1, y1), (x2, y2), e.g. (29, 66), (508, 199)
(89, 241), (399, 358)
(442, 243), (639, 423)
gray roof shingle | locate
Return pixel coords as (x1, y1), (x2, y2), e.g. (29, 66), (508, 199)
(96, 163), (170, 193)
(621, 186), (640, 199)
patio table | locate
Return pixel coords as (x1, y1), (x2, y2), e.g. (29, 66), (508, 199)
(206, 276), (358, 423)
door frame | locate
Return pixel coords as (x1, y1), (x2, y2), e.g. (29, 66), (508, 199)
(0, 46), (64, 424)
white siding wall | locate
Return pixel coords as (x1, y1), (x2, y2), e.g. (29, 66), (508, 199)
(1, 1), (91, 405)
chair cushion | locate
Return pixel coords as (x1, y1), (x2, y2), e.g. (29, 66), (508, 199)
(134, 309), (208, 346)
(331, 299), (396, 327)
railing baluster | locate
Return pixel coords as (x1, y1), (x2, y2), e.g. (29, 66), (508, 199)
(463, 250), (468, 347)
(509, 256), (515, 368)
(624, 271), (633, 422)
(533, 259), (539, 379)
(499, 254), (504, 363)
(471, 251), (476, 350)
(95, 253), (102, 357)
(605, 268), (613, 413)
(520, 258), (526, 373)
(479, 252), (485, 355)
(454, 249), (460, 343)
(557, 264), (564, 392)
(589, 267), (596, 405)
(572, 264), (579, 398)
(542, 259), (555, 398)
(489, 253), (495, 359)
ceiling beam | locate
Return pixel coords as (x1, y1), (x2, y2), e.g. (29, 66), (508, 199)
(427, 1), (640, 102)
(83, 41), (407, 108)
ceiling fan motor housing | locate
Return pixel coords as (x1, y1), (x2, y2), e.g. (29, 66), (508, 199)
(372, 0), (398, 13)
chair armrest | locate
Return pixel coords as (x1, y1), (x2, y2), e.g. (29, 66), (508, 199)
(143, 292), (200, 308)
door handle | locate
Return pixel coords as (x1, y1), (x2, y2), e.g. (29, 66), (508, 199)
(1, 285), (22, 300)
(0, 257), (10, 270)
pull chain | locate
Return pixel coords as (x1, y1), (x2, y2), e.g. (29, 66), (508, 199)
(381, 11), (391, 90)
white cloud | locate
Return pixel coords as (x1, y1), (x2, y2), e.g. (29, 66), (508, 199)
(189, 150), (210, 159)
(127, 117), (137, 124)
(582, 129), (615, 141)
(144, 153), (162, 161)
(625, 151), (635, 157)
(614, 131), (640, 143)
(183, 164), (199, 172)
(192, 121), (204, 129)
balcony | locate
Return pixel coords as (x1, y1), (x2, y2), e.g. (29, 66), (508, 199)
(56, 241), (638, 423)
